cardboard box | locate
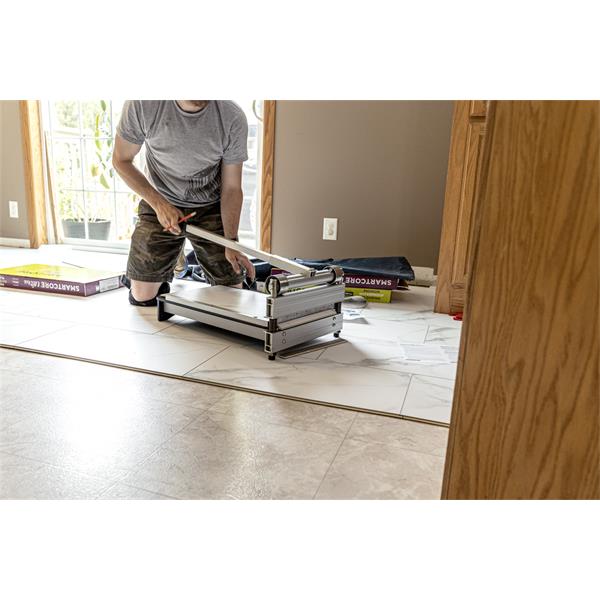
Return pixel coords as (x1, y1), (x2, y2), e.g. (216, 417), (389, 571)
(0, 264), (124, 297)
(343, 273), (399, 290)
(344, 287), (392, 303)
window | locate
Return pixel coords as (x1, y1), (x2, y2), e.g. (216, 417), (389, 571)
(43, 100), (263, 249)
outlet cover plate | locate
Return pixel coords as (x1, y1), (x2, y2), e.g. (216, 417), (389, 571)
(323, 217), (338, 240)
(9, 201), (19, 219)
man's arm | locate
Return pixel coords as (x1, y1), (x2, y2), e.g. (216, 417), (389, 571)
(221, 162), (256, 279)
(112, 134), (183, 234)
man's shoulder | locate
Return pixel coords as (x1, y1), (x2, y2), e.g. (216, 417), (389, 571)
(215, 101), (247, 124)
(122, 100), (166, 119)
(129, 100), (166, 112)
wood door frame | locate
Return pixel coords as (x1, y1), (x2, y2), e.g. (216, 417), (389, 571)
(435, 101), (486, 314)
(442, 100), (600, 499)
(260, 100), (276, 252)
(20, 100), (48, 249)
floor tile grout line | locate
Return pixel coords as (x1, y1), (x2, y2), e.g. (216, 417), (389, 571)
(1, 365), (232, 413)
(9, 323), (78, 347)
(343, 434), (448, 460)
(117, 406), (216, 480)
(95, 480), (178, 500)
(3, 308), (240, 342)
(1, 308), (176, 337)
(181, 344), (234, 376)
(205, 403), (358, 440)
(0, 448), (121, 487)
(0, 407), (212, 493)
(398, 373), (414, 416)
(312, 411), (359, 500)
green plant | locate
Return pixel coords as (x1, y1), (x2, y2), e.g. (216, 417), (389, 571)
(89, 100), (114, 193)
(58, 190), (82, 221)
(53, 100), (141, 234)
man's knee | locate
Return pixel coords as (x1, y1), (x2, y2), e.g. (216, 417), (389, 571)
(130, 280), (162, 301)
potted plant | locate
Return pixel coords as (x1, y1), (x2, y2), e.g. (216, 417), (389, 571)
(60, 192), (113, 240)
(60, 100), (114, 241)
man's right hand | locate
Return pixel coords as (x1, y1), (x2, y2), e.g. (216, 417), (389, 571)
(154, 200), (184, 234)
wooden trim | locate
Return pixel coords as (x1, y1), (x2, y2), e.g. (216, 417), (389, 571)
(20, 100), (48, 248)
(43, 131), (63, 243)
(442, 101), (497, 498)
(434, 101), (469, 313)
(435, 101), (488, 314)
(442, 101), (600, 499)
(260, 100), (276, 252)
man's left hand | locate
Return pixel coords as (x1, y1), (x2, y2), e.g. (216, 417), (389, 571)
(225, 248), (256, 281)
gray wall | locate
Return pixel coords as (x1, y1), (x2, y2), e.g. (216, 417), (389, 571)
(270, 101), (453, 270)
(0, 100), (30, 240)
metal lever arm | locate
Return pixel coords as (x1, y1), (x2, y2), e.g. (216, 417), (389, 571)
(186, 224), (313, 277)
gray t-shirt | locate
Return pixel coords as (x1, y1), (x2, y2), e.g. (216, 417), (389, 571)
(116, 100), (248, 208)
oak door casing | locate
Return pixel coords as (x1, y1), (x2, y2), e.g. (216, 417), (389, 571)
(442, 101), (600, 500)
(20, 100), (48, 248)
(435, 101), (487, 314)
(260, 100), (276, 252)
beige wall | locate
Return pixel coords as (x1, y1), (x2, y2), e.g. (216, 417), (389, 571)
(270, 101), (453, 270)
(0, 101), (30, 240)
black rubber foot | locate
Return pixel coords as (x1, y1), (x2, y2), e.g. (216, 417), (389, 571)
(157, 310), (174, 322)
(268, 354), (276, 361)
(157, 299), (174, 322)
(333, 332), (341, 338)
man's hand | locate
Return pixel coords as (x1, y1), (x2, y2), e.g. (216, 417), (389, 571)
(155, 200), (184, 234)
(225, 248), (256, 280)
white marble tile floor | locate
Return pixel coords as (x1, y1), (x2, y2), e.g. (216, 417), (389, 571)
(1, 245), (462, 424)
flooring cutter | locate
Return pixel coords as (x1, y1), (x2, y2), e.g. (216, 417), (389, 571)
(157, 225), (345, 359)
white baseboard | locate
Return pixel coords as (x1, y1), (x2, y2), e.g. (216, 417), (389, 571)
(0, 237), (31, 248)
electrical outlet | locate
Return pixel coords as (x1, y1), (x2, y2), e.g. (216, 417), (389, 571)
(323, 217), (338, 241)
(9, 201), (19, 219)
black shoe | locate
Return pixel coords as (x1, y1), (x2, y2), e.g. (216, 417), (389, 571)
(128, 281), (170, 307)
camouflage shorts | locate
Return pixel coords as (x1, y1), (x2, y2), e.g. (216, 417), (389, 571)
(127, 200), (244, 286)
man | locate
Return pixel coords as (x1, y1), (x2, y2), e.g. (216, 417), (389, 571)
(112, 100), (255, 306)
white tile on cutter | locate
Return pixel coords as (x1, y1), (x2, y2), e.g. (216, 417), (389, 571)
(166, 285), (268, 320)
(155, 317), (259, 347)
(400, 375), (455, 424)
(18, 324), (229, 375)
(0, 312), (74, 345)
(188, 344), (412, 413)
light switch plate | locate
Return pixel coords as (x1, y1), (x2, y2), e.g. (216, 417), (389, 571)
(323, 217), (338, 240)
(9, 201), (19, 219)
